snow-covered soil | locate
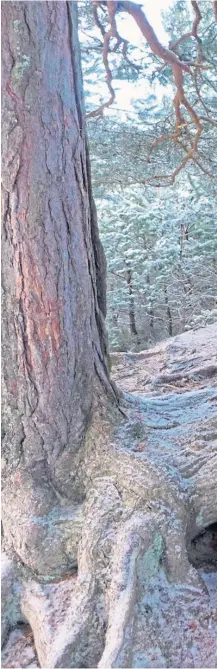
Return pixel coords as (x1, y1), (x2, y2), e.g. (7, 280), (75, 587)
(111, 323), (217, 398)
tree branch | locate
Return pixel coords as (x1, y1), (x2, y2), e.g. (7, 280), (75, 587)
(86, 1), (116, 118)
(117, 1), (203, 173)
(88, 0), (216, 182)
(87, 0), (141, 119)
(119, 1), (191, 74)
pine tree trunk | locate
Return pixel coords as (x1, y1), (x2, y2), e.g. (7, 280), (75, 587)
(2, 0), (115, 578)
(1, 4), (217, 669)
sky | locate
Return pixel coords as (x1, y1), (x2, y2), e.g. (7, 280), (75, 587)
(120, 0), (172, 44)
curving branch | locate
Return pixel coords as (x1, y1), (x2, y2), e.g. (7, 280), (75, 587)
(88, 0), (217, 182)
(119, 1), (191, 74)
(118, 1), (203, 140)
(92, 0), (106, 36)
(89, 1), (201, 129)
(170, 1), (203, 61)
(192, 0), (202, 37)
(87, 0), (141, 119)
(86, 1), (116, 118)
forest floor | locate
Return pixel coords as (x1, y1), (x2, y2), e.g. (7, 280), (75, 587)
(2, 324), (217, 668)
(111, 323), (217, 399)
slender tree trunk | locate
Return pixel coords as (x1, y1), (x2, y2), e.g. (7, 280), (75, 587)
(146, 274), (154, 331)
(126, 267), (138, 337)
(164, 285), (173, 336)
(180, 223), (189, 260)
(2, 0), (116, 578)
(179, 225), (192, 327)
(109, 282), (119, 327)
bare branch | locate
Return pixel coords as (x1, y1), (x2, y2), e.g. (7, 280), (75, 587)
(88, 0), (216, 182)
(146, 133), (180, 163)
(170, 1), (203, 61)
(175, 138), (215, 179)
(116, 1), (203, 174)
(137, 134), (215, 187)
(199, 116), (217, 128)
(92, 1), (106, 36)
(118, 1), (190, 73)
(118, 2), (203, 149)
(122, 41), (142, 71)
(87, 0), (141, 119)
(86, 1), (116, 118)
(110, 270), (127, 282)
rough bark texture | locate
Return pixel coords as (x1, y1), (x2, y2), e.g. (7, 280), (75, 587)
(2, 325), (217, 668)
(1, 0), (115, 577)
(1, 3), (217, 668)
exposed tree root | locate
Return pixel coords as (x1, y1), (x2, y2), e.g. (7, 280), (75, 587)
(154, 364), (217, 386)
(2, 326), (217, 668)
(1, 623), (38, 669)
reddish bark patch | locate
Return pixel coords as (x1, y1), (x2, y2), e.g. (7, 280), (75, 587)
(15, 248), (63, 369)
